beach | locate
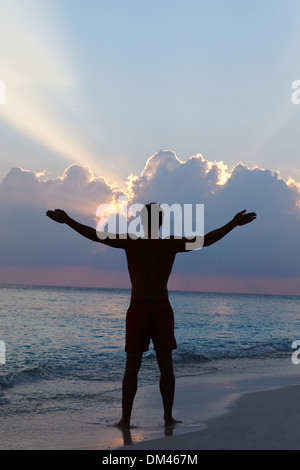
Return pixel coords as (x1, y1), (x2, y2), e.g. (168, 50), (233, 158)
(116, 384), (300, 451)
(1, 285), (300, 450)
(113, 357), (300, 451)
(93, 356), (300, 451)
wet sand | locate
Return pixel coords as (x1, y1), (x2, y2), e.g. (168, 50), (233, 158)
(118, 384), (300, 450)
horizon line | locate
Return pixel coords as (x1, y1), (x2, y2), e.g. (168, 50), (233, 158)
(1, 281), (299, 298)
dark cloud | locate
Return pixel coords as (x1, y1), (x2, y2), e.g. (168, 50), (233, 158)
(129, 151), (300, 278)
(0, 164), (125, 268)
(0, 152), (299, 281)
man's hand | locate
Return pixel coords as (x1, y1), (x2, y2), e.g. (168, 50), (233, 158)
(46, 209), (70, 224)
(233, 210), (257, 226)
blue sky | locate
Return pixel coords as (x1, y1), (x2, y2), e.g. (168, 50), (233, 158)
(0, 0), (300, 294)
(0, 0), (300, 185)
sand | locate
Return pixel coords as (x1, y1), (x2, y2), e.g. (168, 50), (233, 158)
(111, 358), (300, 451)
(23, 356), (296, 451)
(118, 385), (300, 450)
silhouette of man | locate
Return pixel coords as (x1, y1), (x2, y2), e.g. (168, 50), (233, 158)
(46, 204), (256, 428)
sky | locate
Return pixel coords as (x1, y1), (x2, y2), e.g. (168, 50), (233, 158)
(0, 0), (300, 295)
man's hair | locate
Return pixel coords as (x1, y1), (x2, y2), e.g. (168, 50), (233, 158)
(140, 202), (164, 230)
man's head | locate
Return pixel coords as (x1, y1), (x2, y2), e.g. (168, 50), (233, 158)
(140, 202), (164, 237)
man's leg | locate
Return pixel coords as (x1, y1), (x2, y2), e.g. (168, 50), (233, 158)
(156, 351), (182, 426)
(116, 352), (143, 428)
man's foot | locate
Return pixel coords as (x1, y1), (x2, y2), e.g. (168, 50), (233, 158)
(164, 416), (182, 427)
(115, 419), (131, 429)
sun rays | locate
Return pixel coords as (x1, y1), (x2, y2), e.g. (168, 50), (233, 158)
(0, 0), (103, 176)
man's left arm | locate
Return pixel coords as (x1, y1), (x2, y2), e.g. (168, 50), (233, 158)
(173, 210), (257, 252)
(204, 210), (256, 247)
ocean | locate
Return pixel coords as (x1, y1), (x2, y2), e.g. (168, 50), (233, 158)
(0, 284), (300, 449)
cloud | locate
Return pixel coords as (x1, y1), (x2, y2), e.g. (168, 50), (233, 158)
(0, 151), (300, 293)
(128, 151), (300, 278)
(0, 163), (122, 213)
(128, 151), (231, 204)
(0, 163), (125, 268)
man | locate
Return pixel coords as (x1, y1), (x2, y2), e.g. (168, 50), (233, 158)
(46, 204), (256, 428)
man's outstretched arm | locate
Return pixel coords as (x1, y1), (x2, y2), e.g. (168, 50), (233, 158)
(46, 209), (130, 248)
(173, 210), (256, 252)
(203, 210), (257, 247)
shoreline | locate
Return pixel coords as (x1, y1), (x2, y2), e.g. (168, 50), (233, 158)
(112, 356), (300, 451)
(2, 355), (299, 450)
(86, 355), (300, 451)
(116, 384), (300, 450)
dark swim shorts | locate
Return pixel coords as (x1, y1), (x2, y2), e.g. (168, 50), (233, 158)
(125, 298), (177, 353)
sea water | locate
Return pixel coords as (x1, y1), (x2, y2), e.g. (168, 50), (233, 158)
(0, 284), (299, 449)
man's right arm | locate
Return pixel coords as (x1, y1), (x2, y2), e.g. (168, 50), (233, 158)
(46, 209), (131, 249)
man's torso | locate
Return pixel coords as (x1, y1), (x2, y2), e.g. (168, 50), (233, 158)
(125, 238), (177, 300)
